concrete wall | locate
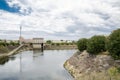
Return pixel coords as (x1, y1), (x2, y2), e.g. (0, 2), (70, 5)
(33, 44), (41, 49)
(33, 38), (44, 44)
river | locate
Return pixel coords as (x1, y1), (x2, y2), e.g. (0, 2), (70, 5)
(0, 50), (76, 80)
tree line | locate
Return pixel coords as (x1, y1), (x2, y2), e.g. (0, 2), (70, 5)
(0, 40), (19, 46)
(77, 28), (120, 60)
(46, 40), (76, 46)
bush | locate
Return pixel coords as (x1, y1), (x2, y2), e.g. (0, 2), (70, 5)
(61, 43), (65, 45)
(0, 42), (6, 46)
(0, 45), (9, 53)
(66, 43), (69, 45)
(87, 35), (106, 54)
(51, 43), (55, 45)
(56, 43), (60, 46)
(77, 38), (88, 51)
(10, 41), (15, 46)
(46, 40), (52, 44)
(107, 29), (120, 59)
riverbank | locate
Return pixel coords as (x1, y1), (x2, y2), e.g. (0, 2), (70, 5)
(64, 51), (120, 80)
(45, 45), (77, 50)
(0, 44), (30, 58)
(0, 45), (19, 54)
(0, 44), (32, 65)
(0, 45), (19, 58)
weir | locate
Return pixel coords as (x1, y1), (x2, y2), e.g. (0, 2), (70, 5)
(7, 44), (24, 56)
(0, 44), (24, 58)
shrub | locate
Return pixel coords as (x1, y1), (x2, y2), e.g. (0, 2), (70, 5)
(61, 43), (65, 45)
(107, 29), (120, 59)
(66, 43), (70, 45)
(0, 45), (9, 53)
(56, 43), (60, 46)
(51, 43), (55, 45)
(0, 42), (6, 46)
(87, 35), (106, 54)
(10, 41), (15, 46)
(77, 38), (88, 51)
(46, 40), (52, 44)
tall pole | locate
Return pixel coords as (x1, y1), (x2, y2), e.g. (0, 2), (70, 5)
(19, 26), (22, 76)
(20, 26), (22, 45)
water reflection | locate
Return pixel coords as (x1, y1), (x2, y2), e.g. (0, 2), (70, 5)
(0, 50), (76, 80)
(0, 56), (9, 65)
(33, 50), (44, 57)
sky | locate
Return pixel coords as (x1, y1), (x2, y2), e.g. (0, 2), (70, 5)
(0, 0), (120, 40)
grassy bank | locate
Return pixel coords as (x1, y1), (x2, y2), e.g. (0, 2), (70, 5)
(0, 45), (19, 54)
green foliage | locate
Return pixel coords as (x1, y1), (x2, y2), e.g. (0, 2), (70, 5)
(56, 43), (60, 46)
(0, 45), (9, 53)
(10, 41), (15, 46)
(0, 40), (19, 47)
(51, 43), (55, 45)
(108, 67), (119, 76)
(61, 43), (65, 45)
(0, 56), (9, 65)
(107, 29), (120, 59)
(117, 67), (120, 73)
(69, 43), (73, 45)
(6, 43), (10, 46)
(87, 35), (106, 54)
(46, 40), (52, 44)
(0, 42), (6, 46)
(11, 41), (19, 46)
(15, 42), (20, 45)
(77, 38), (88, 52)
(66, 43), (69, 45)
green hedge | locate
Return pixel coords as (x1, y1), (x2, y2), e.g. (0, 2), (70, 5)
(87, 35), (106, 54)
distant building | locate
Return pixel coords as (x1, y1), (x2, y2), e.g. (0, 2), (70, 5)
(19, 37), (44, 50)
(32, 38), (44, 49)
(50, 40), (73, 43)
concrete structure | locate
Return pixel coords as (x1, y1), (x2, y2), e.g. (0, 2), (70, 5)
(19, 36), (44, 50)
(32, 38), (44, 50)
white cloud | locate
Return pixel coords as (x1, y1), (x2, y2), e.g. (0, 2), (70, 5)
(0, 0), (120, 40)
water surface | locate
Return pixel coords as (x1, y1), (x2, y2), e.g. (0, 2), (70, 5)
(0, 50), (76, 80)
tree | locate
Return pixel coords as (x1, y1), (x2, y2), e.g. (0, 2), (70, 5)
(56, 43), (60, 46)
(87, 35), (106, 54)
(46, 40), (52, 44)
(0, 42), (6, 46)
(107, 29), (120, 59)
(77, 38), (88, 52)
(10, 41), (15, 46)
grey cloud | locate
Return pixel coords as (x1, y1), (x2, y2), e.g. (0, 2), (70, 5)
(94, 11), (110, 20)
(1, 0), (120, 40)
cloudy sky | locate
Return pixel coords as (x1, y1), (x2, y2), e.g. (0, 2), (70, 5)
(0, 0), (120, 40)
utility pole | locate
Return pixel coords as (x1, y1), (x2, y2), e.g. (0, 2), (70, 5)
(19, 25), (22, 77)
(20, 26), (22, 45)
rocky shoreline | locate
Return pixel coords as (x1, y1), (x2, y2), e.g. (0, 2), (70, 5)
(64, 51), (120, 80)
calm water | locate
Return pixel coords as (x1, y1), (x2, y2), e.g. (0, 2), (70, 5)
(0, 50), (76, 80)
